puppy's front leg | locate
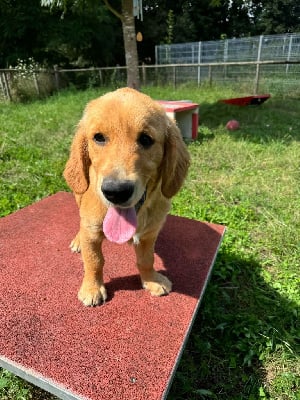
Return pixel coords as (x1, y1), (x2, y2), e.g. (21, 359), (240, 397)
(78, 226), (107, 306)
(135, 235), (172, 296)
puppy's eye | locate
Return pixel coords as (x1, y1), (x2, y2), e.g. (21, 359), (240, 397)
(93, 133), (106, 146)
(138, 133), (154, 149)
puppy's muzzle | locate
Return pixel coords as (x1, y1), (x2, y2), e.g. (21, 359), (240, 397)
(101, 178), (134, 205)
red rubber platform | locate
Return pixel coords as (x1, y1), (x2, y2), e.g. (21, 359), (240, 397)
(0, 192), (225, 400)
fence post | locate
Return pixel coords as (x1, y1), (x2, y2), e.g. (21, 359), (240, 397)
(208, 65), (212, 86)
(155, 45), (158, 64)
(98, 69), (103, 86)
(33, 73), (40, 96)
(54, 65), (60, 91)
(286, 35), (293, 74)
(0, 73), (6, 101)
(173, 65), (177, 89)
(2, 72), (12, 101)
(197, 41), (202, 87)
(223, 39), (228, 78)
(142, 63), (146, 85)
(254, 35), (263, 94)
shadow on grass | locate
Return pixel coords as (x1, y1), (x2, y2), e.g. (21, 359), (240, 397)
(198, 98), (300, 143)
(167, 250), (299, 399)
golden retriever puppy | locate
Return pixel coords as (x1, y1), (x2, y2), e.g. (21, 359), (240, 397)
(64, 88), (190, 306)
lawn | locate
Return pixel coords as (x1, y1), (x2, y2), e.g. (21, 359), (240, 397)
(0, 85), (299, 400)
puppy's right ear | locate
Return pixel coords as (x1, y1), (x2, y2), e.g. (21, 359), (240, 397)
(63, 122), (90, 194)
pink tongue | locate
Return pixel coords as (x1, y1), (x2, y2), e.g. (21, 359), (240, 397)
(103, 207), (137, 244)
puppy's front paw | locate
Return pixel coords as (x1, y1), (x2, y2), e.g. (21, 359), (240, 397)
(142, 272), (172, 297)
(78, 282), (107, 306)
(70, 233), (81, 253)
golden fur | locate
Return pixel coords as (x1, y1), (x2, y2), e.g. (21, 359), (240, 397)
(64, 88), (190, 306)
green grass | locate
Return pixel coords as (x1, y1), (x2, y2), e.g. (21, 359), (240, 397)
(0, 85), (299, 399)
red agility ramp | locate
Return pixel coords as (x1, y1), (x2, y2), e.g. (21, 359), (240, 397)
(220, 94), (271, 106)
(0, 192), (225, 400)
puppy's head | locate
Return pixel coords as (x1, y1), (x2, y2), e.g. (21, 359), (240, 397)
(64, 88), (190, 207)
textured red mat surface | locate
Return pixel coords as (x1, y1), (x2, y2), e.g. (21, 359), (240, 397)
(0, 192), (225, 400)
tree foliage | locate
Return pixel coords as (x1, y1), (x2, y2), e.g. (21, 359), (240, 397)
(0, 0), (122, 68)
(0, 0), (299, 68)
(257, 0), (300, 34)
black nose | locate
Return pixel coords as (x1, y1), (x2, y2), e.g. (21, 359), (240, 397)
(101, 178), (135, 205)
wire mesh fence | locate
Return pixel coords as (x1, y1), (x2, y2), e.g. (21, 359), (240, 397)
(156, 33), (300, 64)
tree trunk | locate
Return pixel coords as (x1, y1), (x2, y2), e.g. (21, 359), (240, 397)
(121, 0), (140, 89)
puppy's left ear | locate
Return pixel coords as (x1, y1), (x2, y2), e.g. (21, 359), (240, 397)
(161, 118), (190, 198)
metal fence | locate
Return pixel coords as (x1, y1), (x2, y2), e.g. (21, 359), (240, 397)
(1, 33), (300, 101)
(155, 33), (300, 64)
